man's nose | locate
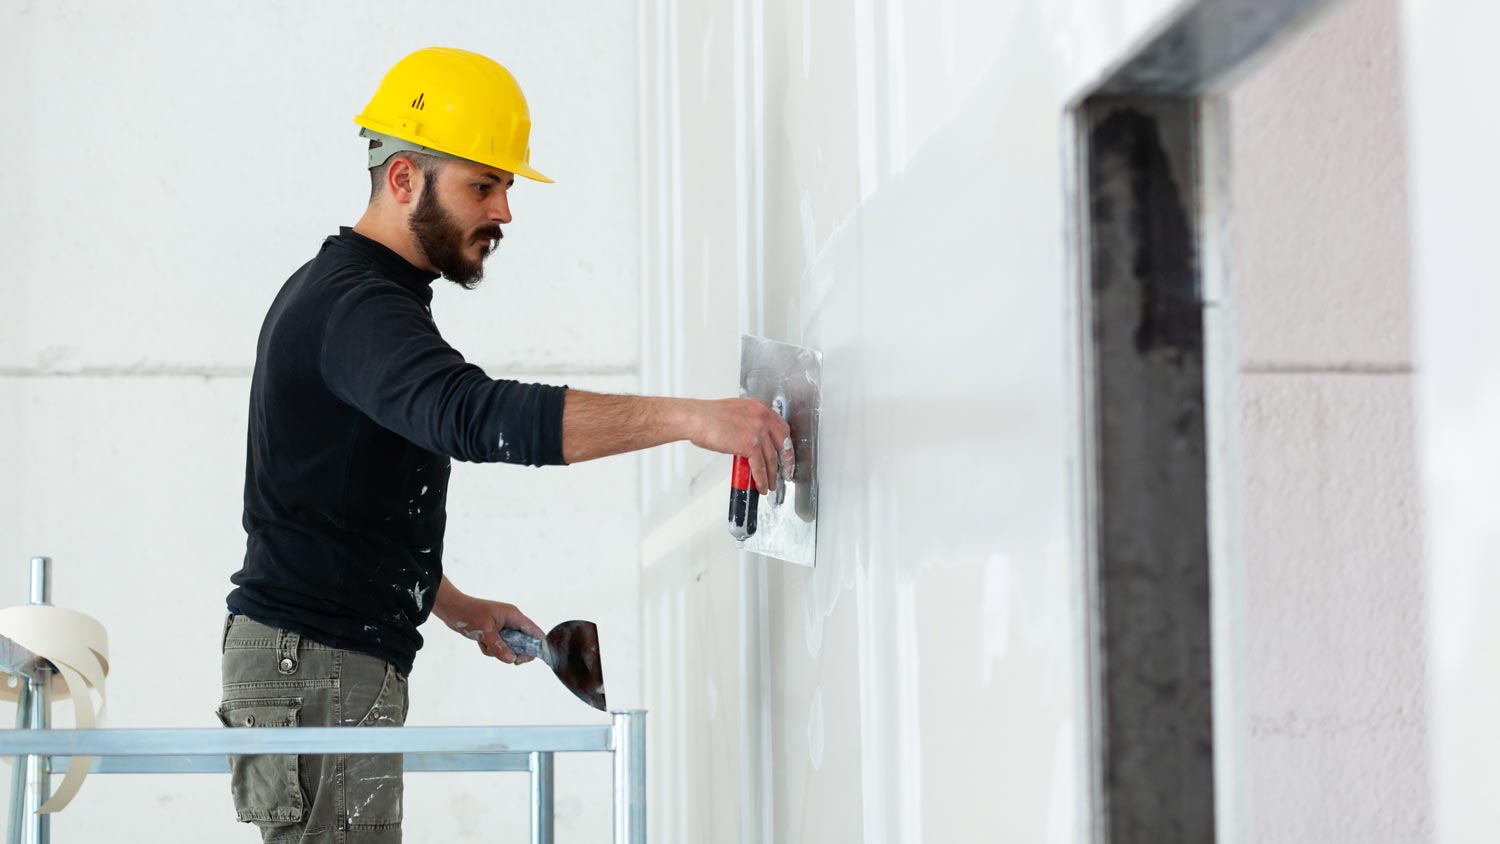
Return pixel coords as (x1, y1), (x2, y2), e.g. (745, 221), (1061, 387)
(490, 193), (512, 225)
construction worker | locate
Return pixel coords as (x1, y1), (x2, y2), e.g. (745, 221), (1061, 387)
(218, 47), (791, 843)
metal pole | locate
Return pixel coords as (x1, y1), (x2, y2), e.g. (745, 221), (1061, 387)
(529, 751), (554, 844)
(611, 710), (646, 844)
(6, 682), (31, 844)
(25, 560), (48, 608)
(24, 557), (51, 844)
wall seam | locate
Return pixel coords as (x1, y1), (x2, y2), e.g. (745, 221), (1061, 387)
(1240, 364), (1413, 375)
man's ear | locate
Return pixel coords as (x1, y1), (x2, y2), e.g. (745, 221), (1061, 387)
(386, 157), (420, 205)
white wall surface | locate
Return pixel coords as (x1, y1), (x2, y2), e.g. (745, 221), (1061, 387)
(0, 2), (641, 841)
(1225, 0), (1430, 840)
(635, 1), (1234, 841)
(1400, 1), (1500, 842)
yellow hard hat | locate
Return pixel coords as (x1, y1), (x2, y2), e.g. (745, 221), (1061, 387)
(355, 47), (552, 184)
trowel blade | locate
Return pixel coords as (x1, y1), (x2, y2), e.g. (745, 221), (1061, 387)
(739, 335), (821, 567)
(543, 620), (607, 712)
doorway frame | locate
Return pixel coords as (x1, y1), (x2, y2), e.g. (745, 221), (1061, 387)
(1065, 2), (1343, 840)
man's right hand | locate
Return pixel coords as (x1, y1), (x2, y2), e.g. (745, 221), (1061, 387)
(687, 398), (794, 495)
(560, 391), (795, 484)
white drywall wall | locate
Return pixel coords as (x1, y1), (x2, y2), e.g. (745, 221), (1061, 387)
(1401, 1), (1500, 841)
(636, 1), (1228, 841)
(0, 2), (641, 841)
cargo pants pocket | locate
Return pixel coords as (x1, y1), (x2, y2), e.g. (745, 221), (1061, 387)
(345, 662), (407, 830)
(216, 698), (305, 826)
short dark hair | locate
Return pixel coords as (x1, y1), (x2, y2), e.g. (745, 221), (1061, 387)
(368, 140), (446, 202)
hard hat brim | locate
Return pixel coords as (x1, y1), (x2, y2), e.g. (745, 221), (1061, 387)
(354, 117), (553, 184)
(509, 160), (553, 184)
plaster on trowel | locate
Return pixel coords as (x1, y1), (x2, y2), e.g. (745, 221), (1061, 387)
(727, 335), (822, 567)
(499, 621), (607, 711)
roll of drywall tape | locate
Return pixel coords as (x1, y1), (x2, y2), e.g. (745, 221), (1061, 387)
(0, 604), (110, 813)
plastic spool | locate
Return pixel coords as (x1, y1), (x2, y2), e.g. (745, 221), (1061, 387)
(0, 603), (110, 813)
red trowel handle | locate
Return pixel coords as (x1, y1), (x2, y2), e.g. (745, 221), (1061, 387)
(727, 455), (759, 540)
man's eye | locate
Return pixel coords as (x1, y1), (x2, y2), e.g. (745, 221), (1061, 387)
(474, 184), (491, 195)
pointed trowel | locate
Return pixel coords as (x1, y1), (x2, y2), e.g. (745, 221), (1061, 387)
(499, 621), (607, 712)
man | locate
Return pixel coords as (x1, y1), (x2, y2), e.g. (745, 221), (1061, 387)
(219, 47), (791, 843)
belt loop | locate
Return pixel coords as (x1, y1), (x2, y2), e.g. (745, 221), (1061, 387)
(221, 613), (235, 653)
(277, 630), (301, 675)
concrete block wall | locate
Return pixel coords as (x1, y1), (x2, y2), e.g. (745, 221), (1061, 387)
(1227, 0), (1430, 839)
(0, 3), (641, 841)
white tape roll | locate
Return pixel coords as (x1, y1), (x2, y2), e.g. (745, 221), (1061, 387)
(0, 605), (110, 814)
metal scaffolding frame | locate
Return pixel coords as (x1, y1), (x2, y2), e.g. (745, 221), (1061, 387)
(0, 558), (646, 844)
(0, 718), (646, 844)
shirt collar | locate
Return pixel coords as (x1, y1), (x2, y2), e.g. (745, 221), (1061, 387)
(326, 227), (442, 297)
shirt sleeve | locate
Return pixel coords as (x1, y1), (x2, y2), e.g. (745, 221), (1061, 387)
(319, 281), (568, 466)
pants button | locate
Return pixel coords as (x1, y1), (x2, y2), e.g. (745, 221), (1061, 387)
(243, 714), (256, 727)
(279, 657), (297, 673)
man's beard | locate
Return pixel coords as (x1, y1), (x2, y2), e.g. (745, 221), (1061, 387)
(409, 186), (502, 289)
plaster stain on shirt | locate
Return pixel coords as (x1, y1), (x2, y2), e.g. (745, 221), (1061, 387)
(407, 580), (429, 611)
(417, 547), (432, 554)
(421, 485), (429, 495)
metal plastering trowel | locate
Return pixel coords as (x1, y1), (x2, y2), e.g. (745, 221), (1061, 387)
(499, 621), (607, 711)
(727, 335), (822, 567)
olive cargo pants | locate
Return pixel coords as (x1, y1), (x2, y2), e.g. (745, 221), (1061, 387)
(219, 615), (409, 843)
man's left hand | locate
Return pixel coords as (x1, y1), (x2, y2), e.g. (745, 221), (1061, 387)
(432, 578), (546, 665)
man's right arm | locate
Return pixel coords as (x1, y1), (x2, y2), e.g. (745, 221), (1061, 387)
(561, 391), (793, 494)
(320, 284), (565, 466)
(320, 284), (793, 487)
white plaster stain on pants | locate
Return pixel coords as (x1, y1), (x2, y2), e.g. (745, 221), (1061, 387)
(348, 784), (387, 820)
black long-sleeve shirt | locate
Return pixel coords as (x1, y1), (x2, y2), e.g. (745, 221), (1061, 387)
(227, 227), (567, 674)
